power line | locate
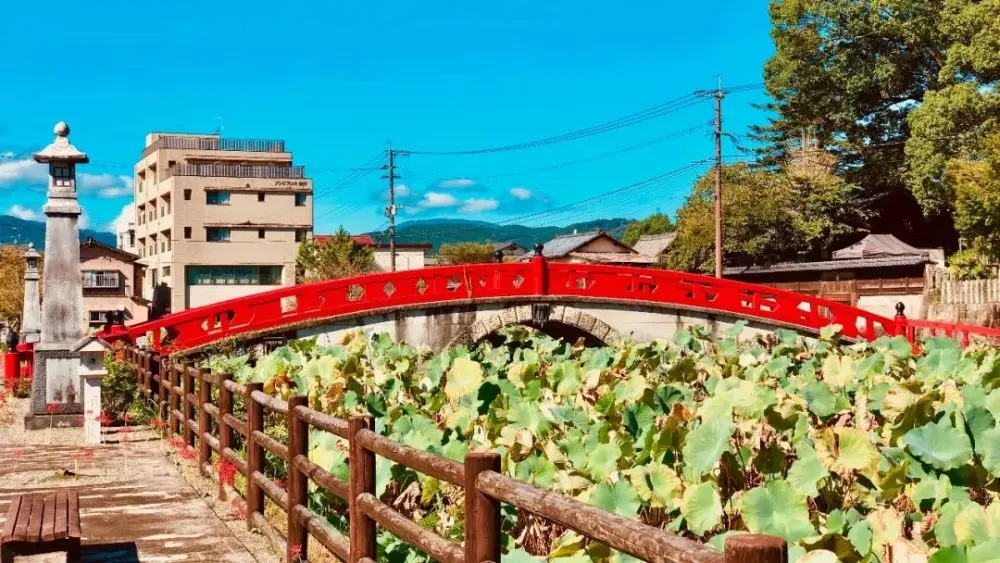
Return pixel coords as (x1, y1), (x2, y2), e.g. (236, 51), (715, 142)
(404, 94), (710, 156)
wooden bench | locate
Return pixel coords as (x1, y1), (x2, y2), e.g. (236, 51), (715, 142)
(1, 491), (81, 563)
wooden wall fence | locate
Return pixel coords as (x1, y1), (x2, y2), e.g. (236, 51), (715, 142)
(125, 347), (787, 563)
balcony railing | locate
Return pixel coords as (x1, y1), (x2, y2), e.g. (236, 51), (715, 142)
(82, 271), (121, 289)
(163, 164), (306, 180)
(142, 136), (286, 159)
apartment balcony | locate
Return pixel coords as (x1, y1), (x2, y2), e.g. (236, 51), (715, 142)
(163, 163), (306, 180)
(142, 136), (286, 159)
(82, 271), (121, 289)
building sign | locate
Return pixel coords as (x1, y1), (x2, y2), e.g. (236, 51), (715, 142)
(274, 180), (309, 187)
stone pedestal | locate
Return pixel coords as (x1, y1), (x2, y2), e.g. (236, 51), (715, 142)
(83, 372), (104, 444)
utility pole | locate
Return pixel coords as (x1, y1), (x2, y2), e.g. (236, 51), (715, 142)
(713, 83), (724, 279)
(383, 146), (400, 271)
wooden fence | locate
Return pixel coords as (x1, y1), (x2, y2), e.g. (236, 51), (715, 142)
(125, 347), (787, 563)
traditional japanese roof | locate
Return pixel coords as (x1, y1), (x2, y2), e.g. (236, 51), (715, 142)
(540, 230), (635, 258)
(724, 255), (930, 276)
(492, 241), (527, 253)
(81, 237), (140, 262)
(567, 252), (659, 265)
(832, 234), (928, 260)
(632, 232), (677, 257)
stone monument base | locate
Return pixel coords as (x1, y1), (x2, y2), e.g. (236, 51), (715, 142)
(29, 347), (84, 429)
(23, 412), (85, 431)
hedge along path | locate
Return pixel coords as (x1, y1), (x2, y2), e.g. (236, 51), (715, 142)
(129, 347), (787, 563)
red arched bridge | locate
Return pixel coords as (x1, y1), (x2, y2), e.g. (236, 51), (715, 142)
(99, 254), (998, 355)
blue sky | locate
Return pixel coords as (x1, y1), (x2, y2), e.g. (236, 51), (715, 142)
(0, 1), (773, 236)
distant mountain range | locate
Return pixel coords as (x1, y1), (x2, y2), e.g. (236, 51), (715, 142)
(366, 218), (633, 252)
(0, 215), (116, 249)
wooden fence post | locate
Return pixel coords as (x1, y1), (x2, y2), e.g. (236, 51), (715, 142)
(286, 395), (309, 563)
(246, 382), (265, 530)
(218, 371), (234, 500)
(168, 360), (178, 439)
(183, 363), (195, 448)
(143, 352), (151, 399)
(198, 367), (211, 473)
(154, 355), (166, 428)
(348, 415), (376, 563)
(725, 534), (787, 563)
(464, 451), (501, 563)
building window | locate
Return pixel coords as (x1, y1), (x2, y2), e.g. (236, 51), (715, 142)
(163, 266), (171, 277)
(207, 228), (231, 242)
(258, 229), (265, 239)
(258, 192), (265, 202)
(128, 231), (135, 247)
(81, 271), (120, 289)
(184, 227), (192, 239)
(207, 191), (230, 205)
(52, 165), (74, 187)
(89, 311), (113, 328)
(295, 193), (308, 207)
(295, 229), (307, 242)
(187, 266), (283, 286)
(161, 242), (166, 252)
(184, 189), (192, 200)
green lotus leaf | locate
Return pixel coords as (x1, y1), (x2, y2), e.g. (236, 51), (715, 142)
(903, 420), (973, 471)
(586, 442), (622, 482)
(680, 482), (723, 536)
(739, 480), (816, 542)
(590, 480), (641, 519)
(682, 415), (734, 477)
(836, 427), (881, 473)
(444, 356), (484, 400)
(787, 446), (829, 498)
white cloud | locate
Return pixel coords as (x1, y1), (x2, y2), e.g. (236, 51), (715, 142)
(459, 198), (499, 213)
(395, 184), (411, 198)
(0, 159), (47, 185)
(437, 178), (477, 189)
(79, 212), (91, 230)
(111, 203), (134, 232)
(509, 187), (533, 200)
(419, 192), (459, 208)
(80, 173), (134, 199)
(8, 204), (41, 221)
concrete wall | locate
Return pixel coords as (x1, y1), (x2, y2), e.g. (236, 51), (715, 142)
(187, 283), (283, 310)
(296, 300), (797, 352)
(857, 294), (922, 320)
(373, 249), (426, 272)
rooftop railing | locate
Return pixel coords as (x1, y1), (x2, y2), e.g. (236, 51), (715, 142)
(142, 136), (286, 159)
(163, 164), (306, 180)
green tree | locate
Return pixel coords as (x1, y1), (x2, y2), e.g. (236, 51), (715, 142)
(943, 134), (1000, 272)
(622, 213), (674, 247)
(665, 163), (864, 273)
(437, 242), (496, 265)
(296, 228), (375, 282)
(755, 0), (955, 246)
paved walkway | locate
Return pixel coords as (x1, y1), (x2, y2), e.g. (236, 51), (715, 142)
(0, 396), (270, 562)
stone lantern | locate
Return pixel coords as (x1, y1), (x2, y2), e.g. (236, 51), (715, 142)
(21, 244), (41, 344)
(26, 122), (89, 429)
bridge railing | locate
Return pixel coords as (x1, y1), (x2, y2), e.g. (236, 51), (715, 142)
(103, 254), (905, 353)
(127, 347), (787, 563)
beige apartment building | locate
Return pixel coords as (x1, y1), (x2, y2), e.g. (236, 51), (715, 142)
(133, 133), (313, 311)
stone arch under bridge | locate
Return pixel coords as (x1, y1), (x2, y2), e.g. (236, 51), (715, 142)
(446, 304), (622, 348)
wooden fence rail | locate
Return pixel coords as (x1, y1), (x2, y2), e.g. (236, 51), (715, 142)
(125, 347), (787, 563)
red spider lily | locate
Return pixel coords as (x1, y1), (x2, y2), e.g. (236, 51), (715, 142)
(290, 544), (303, 560)
(45, 403), (59, 414)
(230, 499), (247, 520)
(218, 460), (238, 487)
(83, 450), (95, 459)
(69, 452), (84, 461)
(274, 479), (285, 490)
(96, 412), (114, 426)
(179, 447), (197, 460)
(12, 449), (25, 458)
(150, 418), (164, 430)
(170, 436), (186, 450)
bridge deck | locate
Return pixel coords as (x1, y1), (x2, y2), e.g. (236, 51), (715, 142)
(0, 438), (272, 562)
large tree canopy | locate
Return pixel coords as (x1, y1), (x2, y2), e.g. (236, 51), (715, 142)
(755, 0), (1000, 250)
(296, 228), (375, 282)
(622, 213), (674, 247)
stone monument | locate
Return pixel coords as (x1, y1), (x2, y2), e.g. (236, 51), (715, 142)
(26, 122), (88, 429)
(21, 244), (41, 344)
